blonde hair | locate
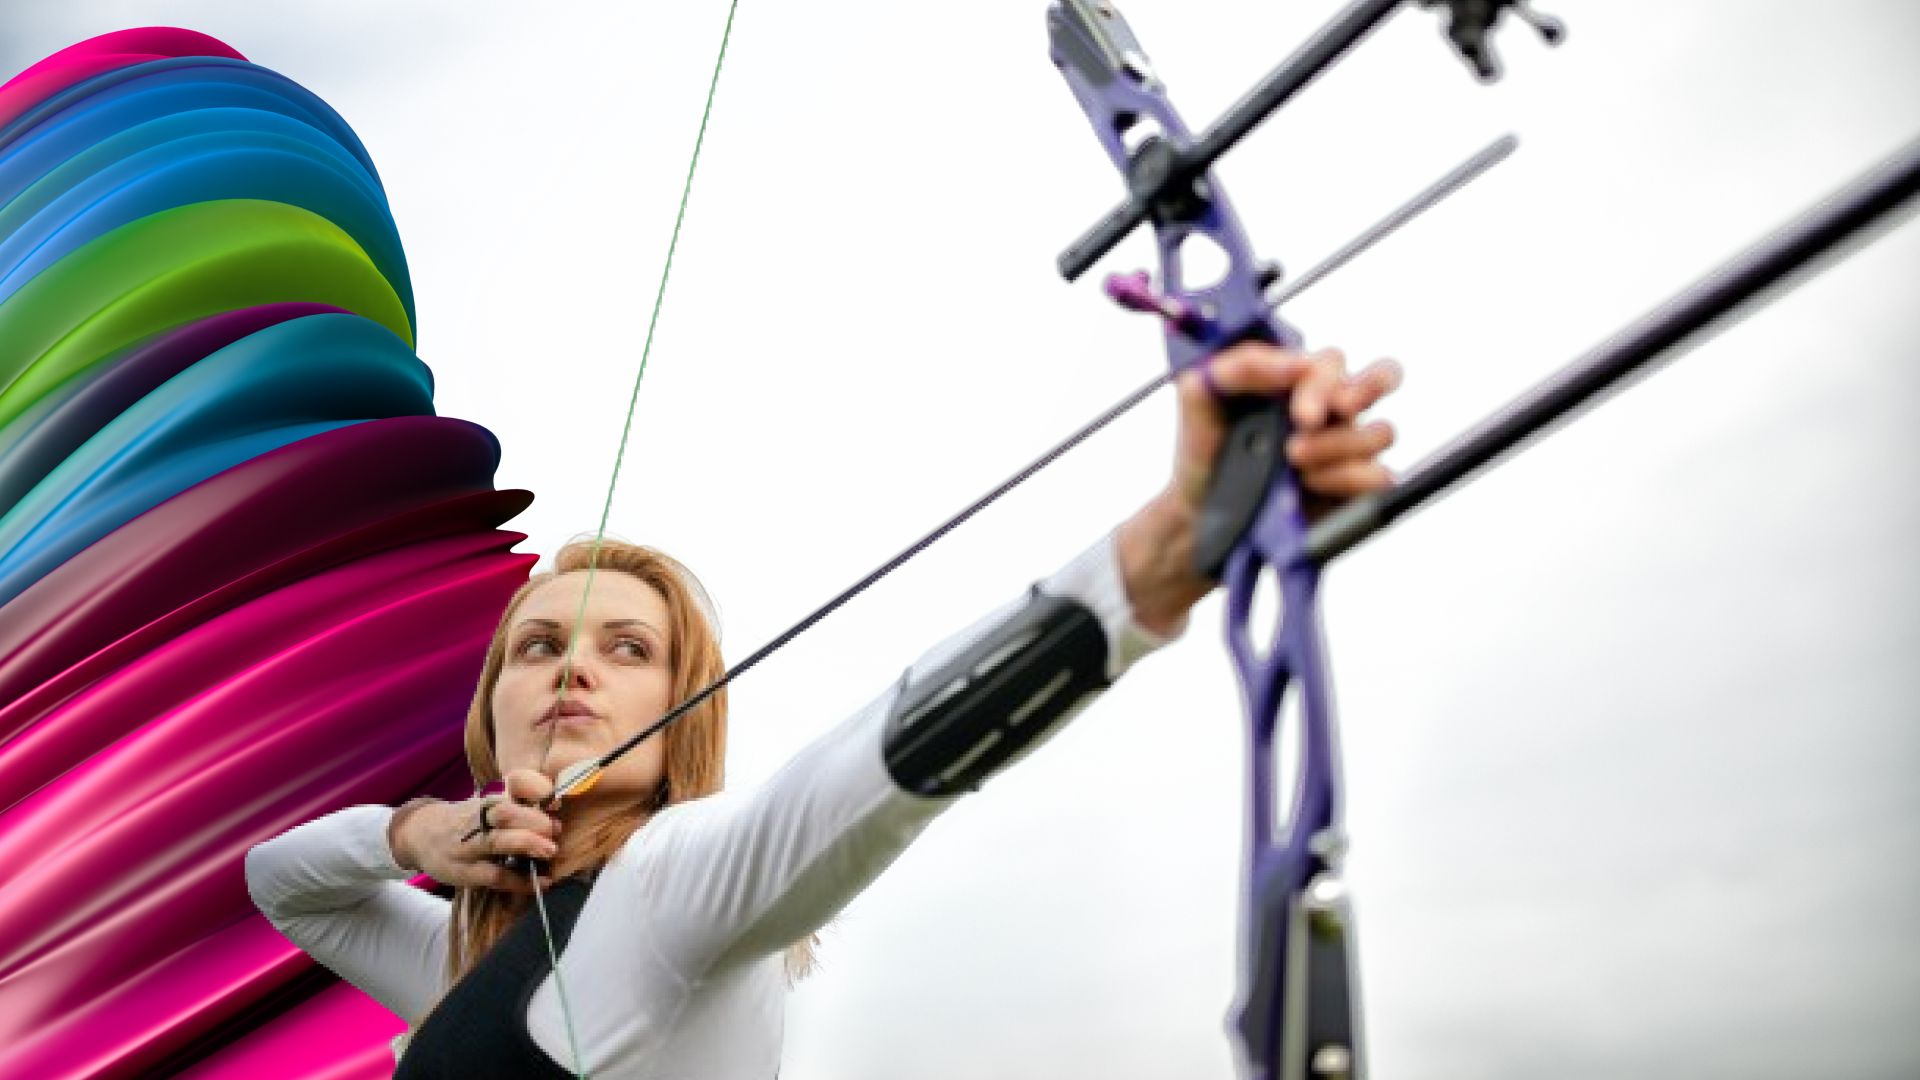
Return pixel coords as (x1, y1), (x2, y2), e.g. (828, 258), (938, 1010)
(442, 536), (815, 995)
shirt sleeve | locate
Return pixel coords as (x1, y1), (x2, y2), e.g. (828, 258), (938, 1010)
(243, 804), (452, 1023)
(617, 527), (1185, 975)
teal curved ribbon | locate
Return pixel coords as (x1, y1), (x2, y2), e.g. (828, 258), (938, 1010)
(0, 312), (432, 606)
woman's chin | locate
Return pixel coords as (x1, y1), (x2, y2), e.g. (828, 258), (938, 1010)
(498, 746), (597, 782)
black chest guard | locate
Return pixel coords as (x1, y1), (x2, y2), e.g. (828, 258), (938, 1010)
(393, 874), (597, 1080)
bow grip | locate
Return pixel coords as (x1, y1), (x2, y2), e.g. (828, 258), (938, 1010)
(1196, 394), (1291, 581)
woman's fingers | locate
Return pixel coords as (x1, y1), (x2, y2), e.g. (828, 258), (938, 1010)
(1300, 459), (1394, 498)
(447, 823), (557, 893)
(1287, 420), (1396, 471)
(1289, 348), (1347, 428)
(400, 794), (564, 893)
(1291, 351), (1411, 428)
(483, 826), (560, 861)
(1155, 338), (1402, 544)
(483, 797), (562, 840)
(1202, 343), (1350, 427)
(510, 826), (561, 860)
(465, 811), (559, 862)
(439, 793), (561, 893)
(1198, 345), (1399, 428)
(477, 768), (563, 890)
(504, 767), (554, 806)
(1200, 341), (1318, 398)
(1331, 358), (1404, 421)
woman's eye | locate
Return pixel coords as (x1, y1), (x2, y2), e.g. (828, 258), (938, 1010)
(611, 638), (651, 660)
(514, 634), (560, 658)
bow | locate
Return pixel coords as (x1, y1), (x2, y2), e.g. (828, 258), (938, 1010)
(1047, 2), (1919, 1076)
(1046, 4), (1564, 1075)
(506, 2), (1920, 1077)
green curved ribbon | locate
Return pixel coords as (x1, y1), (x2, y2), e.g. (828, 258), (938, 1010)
(0, 197), (410, 431)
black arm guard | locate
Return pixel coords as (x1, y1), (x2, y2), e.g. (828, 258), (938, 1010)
(883, 589), (1111, 798)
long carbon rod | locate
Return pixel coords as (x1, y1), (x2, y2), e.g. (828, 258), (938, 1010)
(1305, 134), (1920, 566)
(1267, 134), (1517, 308)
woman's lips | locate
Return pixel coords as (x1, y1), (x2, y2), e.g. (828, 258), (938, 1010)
(538, 702), (600, 727)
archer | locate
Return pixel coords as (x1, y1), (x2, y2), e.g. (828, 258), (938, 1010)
(246, 341), (1401, 1078)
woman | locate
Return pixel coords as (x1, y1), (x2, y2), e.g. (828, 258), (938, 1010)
(245, 342), (1403, 1078)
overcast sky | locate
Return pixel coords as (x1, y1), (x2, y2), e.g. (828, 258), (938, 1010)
(8, 2), (1918, 1077)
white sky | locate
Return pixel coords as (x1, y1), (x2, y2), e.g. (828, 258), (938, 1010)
(9, 2), (1918, 1077)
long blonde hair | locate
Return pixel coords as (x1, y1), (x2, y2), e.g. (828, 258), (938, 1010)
(443, 536), (815, 991)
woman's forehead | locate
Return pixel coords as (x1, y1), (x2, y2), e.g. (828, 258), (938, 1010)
(517, 570), (668, 623)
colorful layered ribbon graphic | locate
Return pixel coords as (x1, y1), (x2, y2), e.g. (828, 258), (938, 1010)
(0, 28), (535, 1079)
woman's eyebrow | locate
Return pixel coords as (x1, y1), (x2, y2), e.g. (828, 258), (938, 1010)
(511, 617), (661, 634)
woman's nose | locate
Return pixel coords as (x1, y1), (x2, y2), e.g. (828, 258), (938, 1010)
(553, 653), (598, 689)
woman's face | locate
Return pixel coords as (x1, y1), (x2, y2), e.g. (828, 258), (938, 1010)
(490, 570), (674, 802)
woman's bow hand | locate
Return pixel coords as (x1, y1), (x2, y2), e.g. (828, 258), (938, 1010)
(1118, 342), (1402, 635)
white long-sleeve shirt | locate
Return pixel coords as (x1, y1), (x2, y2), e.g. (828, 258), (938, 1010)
(245, 531), (1182, 1077)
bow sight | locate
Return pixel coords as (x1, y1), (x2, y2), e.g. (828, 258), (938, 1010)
(1046, 2), (1918, 1079)
(1051, 0), (1561, 283)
